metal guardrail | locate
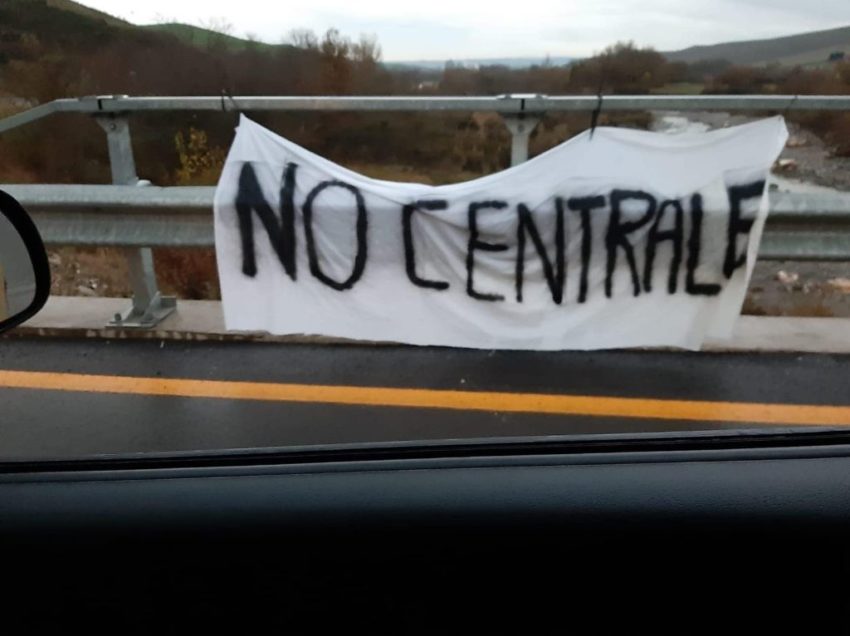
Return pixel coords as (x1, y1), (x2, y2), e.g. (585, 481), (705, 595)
(1, 94), (849, 326)
(5, 185), (215, 247)
(3, 94), (850, 132)
(6, 184), (850, 261)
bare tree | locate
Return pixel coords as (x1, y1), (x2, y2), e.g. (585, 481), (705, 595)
(353, 34), (382, 64)
(198, 17), (234, 36)
(153, 13), (177, 25)
(287, 29), (318, 50)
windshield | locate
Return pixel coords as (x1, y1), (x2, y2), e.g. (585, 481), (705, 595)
(0, 0), (848, 461)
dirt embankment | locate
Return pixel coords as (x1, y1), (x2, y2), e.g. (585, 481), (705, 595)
(756, 116), (850, 318)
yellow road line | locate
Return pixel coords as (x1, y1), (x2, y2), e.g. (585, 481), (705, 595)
(0, 369), (847, 427)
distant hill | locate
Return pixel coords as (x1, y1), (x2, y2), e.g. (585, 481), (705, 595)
(665, 25), (850, 67)
(0, 0), (166, 55)
(0, 1), (281, 56)
(144, 23), (278, 53)
(45, 0), (128, 26)
(387, 56), (575, 71)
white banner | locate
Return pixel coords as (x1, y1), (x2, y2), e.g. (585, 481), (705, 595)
(214, 115), (788, 350)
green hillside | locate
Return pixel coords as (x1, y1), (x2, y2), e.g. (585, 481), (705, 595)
(45, 0), (129, 26)
(0, 0), (160, 55)
(144, 23), (277, 53)
(0, 1), (273, 58)
(666, 25), (850, 67)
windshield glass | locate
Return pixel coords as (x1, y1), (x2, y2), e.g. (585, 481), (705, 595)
(0, 0), (848, 461)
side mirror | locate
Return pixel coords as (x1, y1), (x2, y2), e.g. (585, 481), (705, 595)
(0, 190), (50, 333)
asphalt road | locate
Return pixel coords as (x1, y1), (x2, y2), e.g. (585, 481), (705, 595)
(0, 337), (848, 460)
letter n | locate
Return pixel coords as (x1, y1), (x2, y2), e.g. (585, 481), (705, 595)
(234, 162), (297, 279)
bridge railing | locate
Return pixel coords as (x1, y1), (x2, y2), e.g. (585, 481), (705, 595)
(1, 94), (849, 327)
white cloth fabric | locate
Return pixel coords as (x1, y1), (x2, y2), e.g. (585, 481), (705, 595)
(214, 115), (787, 350)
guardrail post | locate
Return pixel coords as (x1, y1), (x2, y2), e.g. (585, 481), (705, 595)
(502, 114), (542, 166)
(95, 113), (176, 328)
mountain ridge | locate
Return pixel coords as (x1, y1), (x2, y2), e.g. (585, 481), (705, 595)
(664, 25), (850, 67)
(11, 1), (850, 70)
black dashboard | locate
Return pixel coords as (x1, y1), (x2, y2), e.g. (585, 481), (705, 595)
(2, 432), (849, 633)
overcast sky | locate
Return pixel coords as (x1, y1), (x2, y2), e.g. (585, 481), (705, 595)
(77, 0), (850, 61)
